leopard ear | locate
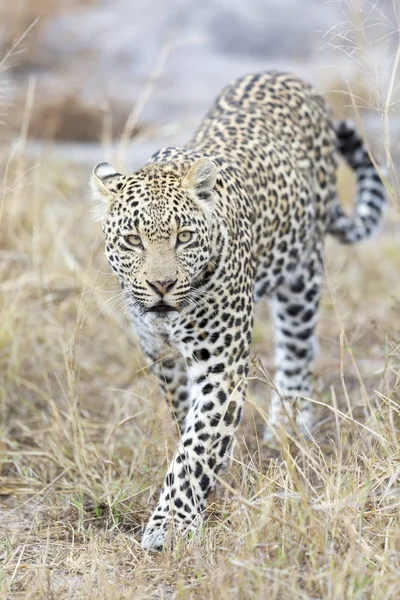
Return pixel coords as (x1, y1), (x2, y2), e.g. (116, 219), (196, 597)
(182, 158), (217, 196)
(90, 162), (125, 220)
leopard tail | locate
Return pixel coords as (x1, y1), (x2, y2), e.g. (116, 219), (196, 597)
(328, 119), (387, 244)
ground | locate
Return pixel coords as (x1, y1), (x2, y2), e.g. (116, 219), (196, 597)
(0, 134), (399, 600)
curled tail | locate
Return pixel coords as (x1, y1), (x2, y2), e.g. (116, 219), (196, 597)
(328, 119), (387, 244)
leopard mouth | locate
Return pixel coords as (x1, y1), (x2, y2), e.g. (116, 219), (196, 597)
(145, 302), (180, 314)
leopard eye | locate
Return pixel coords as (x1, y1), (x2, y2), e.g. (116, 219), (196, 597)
(177, 231), (194, 245)
(123, 234), (142, 248)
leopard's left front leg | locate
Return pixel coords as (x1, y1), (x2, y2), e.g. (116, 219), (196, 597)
(141, 313), (252, 551)
(151, 354), (192, 432)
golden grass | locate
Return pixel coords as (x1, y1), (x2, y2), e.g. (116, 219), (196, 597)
(0, 132), (399, 598)
(4, 94), (138, 143)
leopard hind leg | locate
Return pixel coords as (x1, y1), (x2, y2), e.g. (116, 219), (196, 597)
(264, 249), (322, 441)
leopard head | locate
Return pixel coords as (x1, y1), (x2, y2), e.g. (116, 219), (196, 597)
(90, 157), (218, 316)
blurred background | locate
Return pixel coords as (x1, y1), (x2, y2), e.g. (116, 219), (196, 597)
(1, 0), (399, 168)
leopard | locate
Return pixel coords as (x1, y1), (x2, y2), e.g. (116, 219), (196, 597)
(90, 72), (386, 551)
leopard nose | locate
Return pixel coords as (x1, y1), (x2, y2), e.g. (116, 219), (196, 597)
(146, 279), (177, 297)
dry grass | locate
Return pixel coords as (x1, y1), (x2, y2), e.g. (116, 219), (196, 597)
(0, 129), (399, 600)
(4, 93), (140, 143)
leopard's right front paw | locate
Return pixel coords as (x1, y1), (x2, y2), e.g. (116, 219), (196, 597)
(141, 510), (201, 552)
(141, 519), (170, 552)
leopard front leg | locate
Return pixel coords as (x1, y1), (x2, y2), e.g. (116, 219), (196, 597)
(134, 316), (191, 431)
(141, 318), (252, 551)
(152, 355), (191, 432)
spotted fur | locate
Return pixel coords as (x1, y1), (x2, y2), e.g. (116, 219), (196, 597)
(90, 72), (386, 551)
